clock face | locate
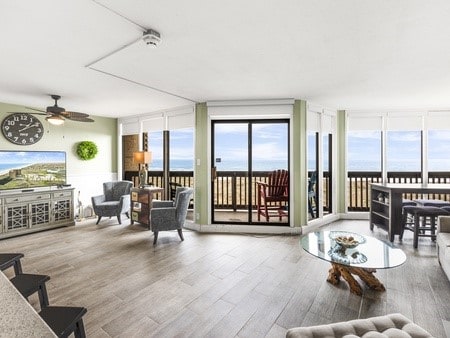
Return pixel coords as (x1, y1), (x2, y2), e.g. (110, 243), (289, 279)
(1, 113), (44, 145)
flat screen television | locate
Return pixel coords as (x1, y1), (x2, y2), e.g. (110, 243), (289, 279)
(0, 150), (66, 191)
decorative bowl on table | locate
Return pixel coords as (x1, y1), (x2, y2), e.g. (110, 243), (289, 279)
(334, 236), (360, 249)
(329, 231), (366, 249)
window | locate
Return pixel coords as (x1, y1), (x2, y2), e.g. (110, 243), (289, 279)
(428, 130), (450, 172)
(347, 131), (382, 172)
(148, 131), (163, 170)
(169, 128), (194, 171)
(386, 131), (421, 172)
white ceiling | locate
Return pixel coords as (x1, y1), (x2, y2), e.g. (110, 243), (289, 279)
(1, 0), (450, 118)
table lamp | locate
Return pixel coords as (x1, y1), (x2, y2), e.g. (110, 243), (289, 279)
(133, 151), (152, 188)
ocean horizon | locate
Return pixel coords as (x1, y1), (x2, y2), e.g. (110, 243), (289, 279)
(149, 159), (449, 172)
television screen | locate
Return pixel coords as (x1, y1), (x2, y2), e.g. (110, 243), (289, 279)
(0, 151), (66, 190)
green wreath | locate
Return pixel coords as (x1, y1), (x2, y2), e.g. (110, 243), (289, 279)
(76, 141), (98, 160)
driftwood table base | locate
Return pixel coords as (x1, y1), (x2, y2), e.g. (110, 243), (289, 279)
(327, 263), (386, 296)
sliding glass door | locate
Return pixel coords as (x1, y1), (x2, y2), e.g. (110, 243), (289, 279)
(212, 120), (289, 225)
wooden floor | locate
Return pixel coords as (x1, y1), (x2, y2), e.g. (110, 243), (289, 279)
(1, 218), (449, 338)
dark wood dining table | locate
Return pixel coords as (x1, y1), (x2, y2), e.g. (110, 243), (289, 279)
(370, 183), (450, 242)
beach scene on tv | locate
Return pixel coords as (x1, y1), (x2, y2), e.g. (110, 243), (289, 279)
(0, 151), (66, 190)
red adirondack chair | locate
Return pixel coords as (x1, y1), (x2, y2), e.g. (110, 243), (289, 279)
(256, 169), (289, 221)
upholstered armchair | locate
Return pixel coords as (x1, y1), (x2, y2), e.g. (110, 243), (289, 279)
(91, 181), (133, 225)
(152, 186), (190, 209)
(150, 188), (193, 245)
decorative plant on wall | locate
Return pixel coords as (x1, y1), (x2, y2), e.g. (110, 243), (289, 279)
(76, 141), (98, 160)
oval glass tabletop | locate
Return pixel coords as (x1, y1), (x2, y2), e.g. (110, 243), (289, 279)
(301, 230), (407, 269)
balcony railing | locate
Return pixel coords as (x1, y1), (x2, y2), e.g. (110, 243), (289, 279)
(124, 170), (194, 189)
(348, 171), (450, 211)
(125, 170), (450, 213)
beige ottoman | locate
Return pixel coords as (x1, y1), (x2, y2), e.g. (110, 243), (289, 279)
(286, 313), (434, 338)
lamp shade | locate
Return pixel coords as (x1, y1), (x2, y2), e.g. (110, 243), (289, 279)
(133, 151), (152, 164)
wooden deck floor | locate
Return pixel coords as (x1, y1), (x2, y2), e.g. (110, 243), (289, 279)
(0, 218), (449, 337)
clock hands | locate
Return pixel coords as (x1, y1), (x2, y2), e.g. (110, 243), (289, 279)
(19, 122), (40, 132)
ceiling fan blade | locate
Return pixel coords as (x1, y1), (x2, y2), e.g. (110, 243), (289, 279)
(61, 111), (90, 118)
(65, 116), (95, 123)
(24, 107), (48, 114)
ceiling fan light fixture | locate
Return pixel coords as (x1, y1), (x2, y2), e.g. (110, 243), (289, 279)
(46, 115), (64, 126)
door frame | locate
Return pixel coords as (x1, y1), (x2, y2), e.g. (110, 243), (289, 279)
(211, 119), (290, 225)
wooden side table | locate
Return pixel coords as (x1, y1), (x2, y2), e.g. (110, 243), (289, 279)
(130, 187), (164, 229)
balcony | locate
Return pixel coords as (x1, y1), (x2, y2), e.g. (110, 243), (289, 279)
(126, 170), (450, 216)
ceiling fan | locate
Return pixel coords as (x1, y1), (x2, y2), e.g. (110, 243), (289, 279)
(25, 94), (94, 125)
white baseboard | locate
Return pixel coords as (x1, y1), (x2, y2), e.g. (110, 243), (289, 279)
(185, 211), (369, 235)
(184, 222), (303, 235)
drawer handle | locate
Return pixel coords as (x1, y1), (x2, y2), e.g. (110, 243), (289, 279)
(37, 196), (42, 199)
(14, 198), (19, 202)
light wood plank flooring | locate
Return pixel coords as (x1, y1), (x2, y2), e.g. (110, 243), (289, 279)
(1, 218), (449, 337)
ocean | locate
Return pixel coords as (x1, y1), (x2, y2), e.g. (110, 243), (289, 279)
(150, 159), (288, 171)
(0, 163), (31, 171)
(0, 163), (32, 175)
(151, 159), (449, 172)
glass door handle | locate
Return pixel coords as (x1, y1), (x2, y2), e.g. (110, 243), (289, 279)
(211, 167), (217, 181)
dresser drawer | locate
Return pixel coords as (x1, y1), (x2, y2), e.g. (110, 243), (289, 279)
(52, 191), (72, 199)
(5, 193), (51, 204)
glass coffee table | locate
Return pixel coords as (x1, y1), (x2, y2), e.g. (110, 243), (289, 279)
(301, 230), (407, 295)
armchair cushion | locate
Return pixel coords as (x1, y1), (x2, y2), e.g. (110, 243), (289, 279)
(152, 200), (175, 208)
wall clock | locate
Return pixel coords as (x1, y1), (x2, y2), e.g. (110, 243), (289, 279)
(1, 113), (44, 145)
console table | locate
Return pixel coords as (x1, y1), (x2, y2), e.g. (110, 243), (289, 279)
(130, 187), (164, 229)
(370, 183), (450, 242)
(0, 187), (75, 239)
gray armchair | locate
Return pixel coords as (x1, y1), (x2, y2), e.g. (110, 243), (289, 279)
(150, 188), (193, 245)
(91, 181), (133, 225)
(152, 186), (190, 209)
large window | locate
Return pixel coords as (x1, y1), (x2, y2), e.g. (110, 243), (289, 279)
(169, 128), (194, 171)
(347, 131), (382, 172)
(428, 130), (450, 172)
(148, 131), (163, 170)
(386, 131), (421, 172)
(345, 112), (450, 212)
(307, 132), (318, 220)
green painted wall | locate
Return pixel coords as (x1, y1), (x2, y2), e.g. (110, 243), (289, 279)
(337, 110), (346, 214)
(194, 102), (209, 225)
(293, 100), (307, 226)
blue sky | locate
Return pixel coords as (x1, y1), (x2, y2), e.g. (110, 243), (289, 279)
(0, 151), (65, 164)
(149, 129), (194, 161)
(347, 130), (450, 171)
(214, 123), (288, 170)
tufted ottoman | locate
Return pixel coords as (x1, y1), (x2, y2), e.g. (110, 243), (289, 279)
(286, 313), (434, 338)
